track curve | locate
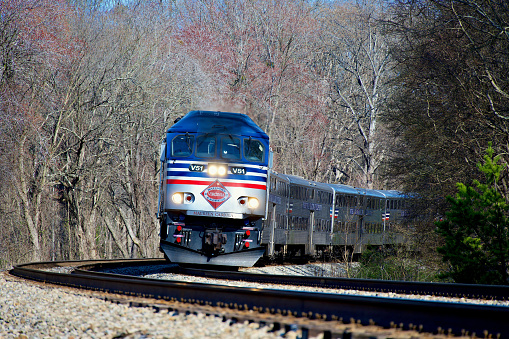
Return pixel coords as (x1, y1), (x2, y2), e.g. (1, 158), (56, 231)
(10, 259), (509, 337)
(179, 266), (509, 300)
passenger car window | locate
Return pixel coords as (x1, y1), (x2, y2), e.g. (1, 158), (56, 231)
(171, 135), (194, 157)
(221, 136), (241, 160)
(244, 138), (264, 162)
(196, 135), (216, 158)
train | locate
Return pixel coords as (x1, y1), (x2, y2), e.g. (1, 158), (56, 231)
(157, 110), (410, 267)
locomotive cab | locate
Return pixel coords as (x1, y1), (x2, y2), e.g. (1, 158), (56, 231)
(158, 111), (270, 266)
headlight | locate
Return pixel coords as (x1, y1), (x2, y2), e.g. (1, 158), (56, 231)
(218, 166), (227, 176)
(208, 165), (217, 175)
(172, 193), (183, 204)
(248, 198), (259, 209)
(208, 164), (227, 176)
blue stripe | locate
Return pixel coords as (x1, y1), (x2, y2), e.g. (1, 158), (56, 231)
(169, 163), (195, 169)
(167, 171), (267, 182)
(244, 167), (268, 174)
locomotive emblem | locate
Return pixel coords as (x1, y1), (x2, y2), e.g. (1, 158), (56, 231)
(201, 180), (231, 209)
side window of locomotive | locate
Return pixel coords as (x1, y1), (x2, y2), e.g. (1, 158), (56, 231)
(244, 138), (265, 162)
(196, 135), (216, 158)
(171, 135), (194, 157)
(220, 136), (241, 160)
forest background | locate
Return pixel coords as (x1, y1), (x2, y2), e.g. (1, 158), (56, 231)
(1, 0), (508, 271)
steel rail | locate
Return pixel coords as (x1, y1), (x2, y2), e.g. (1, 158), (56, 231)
(177, 267), (509, 301)
(80, 259), (509, 300)
(10, 259), (509, 337)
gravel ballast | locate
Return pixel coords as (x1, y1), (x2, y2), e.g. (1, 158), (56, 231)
(0, 272), (287, 339)
(146, 264), (509, 307)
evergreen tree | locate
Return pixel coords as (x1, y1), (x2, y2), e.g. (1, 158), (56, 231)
(436, 143), (509, 284)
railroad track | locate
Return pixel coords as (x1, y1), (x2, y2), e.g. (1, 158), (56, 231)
(10, 259), (509, 338)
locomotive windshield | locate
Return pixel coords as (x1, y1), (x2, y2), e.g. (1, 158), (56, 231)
(244, 138), (264, 162)
(171, 133), (265, 162)
(171, 135), (194, 157)
(220, 136), (241, 160)
(196, 134), (216, 158)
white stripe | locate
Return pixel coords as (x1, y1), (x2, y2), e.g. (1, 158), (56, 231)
(167, 167), (267, 178)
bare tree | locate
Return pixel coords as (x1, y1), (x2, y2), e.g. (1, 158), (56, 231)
(0, 0), (208, 265)
(176, 0), (330, 181)
(56, 1), (198, 259)
(317, 1), (395, 189)
(0, 0), (79, 262)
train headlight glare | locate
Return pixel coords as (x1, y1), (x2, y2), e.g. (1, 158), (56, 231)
(218, 166), (227, 176)
(208, 164), (227, 176)
(208, 165), (217, 176)
(172, 193), (183, 204)
(248, 198), (259, 209)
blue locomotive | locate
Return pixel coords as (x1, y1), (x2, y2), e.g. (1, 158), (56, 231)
(158, 110), (410, 267)
(157, 111), (271, 266)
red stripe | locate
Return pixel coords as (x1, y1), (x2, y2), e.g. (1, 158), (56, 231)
(222, 182), (267, 190)
(167, 179), (213, 186)
(167, 179), (266, 190)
